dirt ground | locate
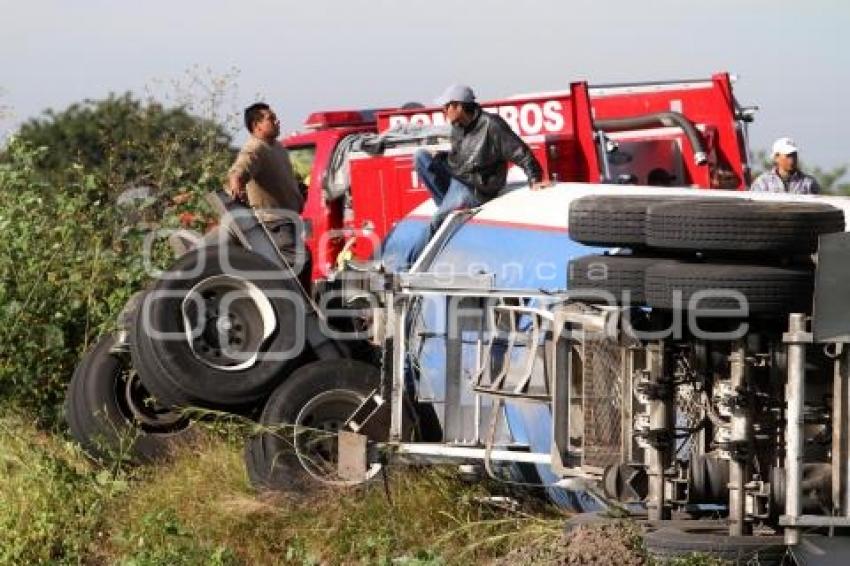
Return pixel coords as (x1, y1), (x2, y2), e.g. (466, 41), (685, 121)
(490, 519), (647, 565)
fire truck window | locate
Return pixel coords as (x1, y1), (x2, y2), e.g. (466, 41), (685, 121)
(288, 145), (316, 186)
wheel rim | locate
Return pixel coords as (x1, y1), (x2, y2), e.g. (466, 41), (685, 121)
(181, 275), (277, 371)
(124, 371), (189, 431)
(114, 362), (189, 434)
(293, 389), (382, 486)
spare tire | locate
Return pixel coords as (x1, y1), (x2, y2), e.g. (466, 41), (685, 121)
(568, 196), (735, 248)
(569, 196), (668, 247)
(65, 334), (192, 463)
(245, 359), (385, 493)
(568, 255), (667, 304)
(645, 261), (814, 315)
(131, 245), (305, 409)
(646, 200), (844, 253)
(643, 526), (786, 564)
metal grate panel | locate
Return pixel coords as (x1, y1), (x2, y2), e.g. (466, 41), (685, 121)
(582, 334), (624, 469)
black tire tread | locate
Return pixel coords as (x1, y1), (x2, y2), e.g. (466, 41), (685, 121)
(645, 262), (813, 314)
(131, 245), (302, 409)
(65, 334), (191, 463)
(569, 196), (668, 247)
(568, 255), (667, 304)
(245, 359), (382, 493)
(647, 200), (844, 253)
(568, 195), (738, 248)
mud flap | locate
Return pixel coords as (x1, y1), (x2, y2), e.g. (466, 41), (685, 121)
(338, 430), (369, 482)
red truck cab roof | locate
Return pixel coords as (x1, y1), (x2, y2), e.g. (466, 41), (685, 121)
(282, 73), (756, 280)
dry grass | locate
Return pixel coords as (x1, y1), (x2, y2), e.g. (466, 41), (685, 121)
(0, 415), (666, 565)
(1, 414), (586, 565)
(0, 413), (106, 564)
(103, 431), (569, 564)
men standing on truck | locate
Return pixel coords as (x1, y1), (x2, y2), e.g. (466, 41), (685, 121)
(751, 137), (820, 194)
(406, 84), (551, 266)
(225, 102), (311, 287)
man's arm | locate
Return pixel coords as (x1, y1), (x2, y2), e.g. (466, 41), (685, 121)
(494, 119), (552, 190)
(227, 171), (248, 202)
(227, 144), (259, 203)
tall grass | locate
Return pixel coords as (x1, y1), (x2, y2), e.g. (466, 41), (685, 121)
(0, 415), (578, 565)
(0, 413), (105, 563)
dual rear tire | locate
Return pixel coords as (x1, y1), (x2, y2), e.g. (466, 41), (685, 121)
(569, 255), (814, 315)
(569, 195), (843, 253)
(65, 334), (192, 463)
(245, 359), (385, 493)
(130, 245), (306, 410)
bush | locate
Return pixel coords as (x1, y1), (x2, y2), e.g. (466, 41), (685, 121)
(0, 92), (233, 423)
(13, 92), (233, 194)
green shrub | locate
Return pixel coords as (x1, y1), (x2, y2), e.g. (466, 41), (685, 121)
(13, 92), (233, 192)
(0, 94), (233, 424)
(0, 141), (139, 419)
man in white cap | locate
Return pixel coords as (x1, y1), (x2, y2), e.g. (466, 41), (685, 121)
(751, 137), (820, 194)
(405, 84), (551, 265)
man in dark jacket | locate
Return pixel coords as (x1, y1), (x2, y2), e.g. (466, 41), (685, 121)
(406, 84), (551, 266)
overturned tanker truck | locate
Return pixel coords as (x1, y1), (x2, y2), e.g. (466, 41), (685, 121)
(66, 73), (850, 561)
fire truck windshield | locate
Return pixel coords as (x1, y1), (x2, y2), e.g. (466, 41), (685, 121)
(287, 145), (316, 185)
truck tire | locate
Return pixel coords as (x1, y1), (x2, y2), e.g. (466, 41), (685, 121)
(643, 527), (786, 564)
(568, 255), (668, 304)
(568, 196), (665, 247)
(568, 196), (731, 247)
(65, 334), (192, 463)
(245, 359), (385, 493)
(645, 261), (814, 315)
(646, 200), (844, 253)
(131, 245), (304, 409)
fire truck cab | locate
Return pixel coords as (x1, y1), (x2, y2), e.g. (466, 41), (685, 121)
(283, 72), (756, 279)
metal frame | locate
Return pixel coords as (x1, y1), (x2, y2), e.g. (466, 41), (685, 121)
(379, 300), (850, 546)
(371, 270), (616, 482)
(727, 341), (752, 536)
(780, 313), (850, 544)
(340, 275), (850, 549)
(644, 340), (671, 521)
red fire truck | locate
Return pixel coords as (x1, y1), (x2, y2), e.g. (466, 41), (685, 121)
(284, 72), (755, 278)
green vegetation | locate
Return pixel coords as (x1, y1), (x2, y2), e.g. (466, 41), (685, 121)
(0, 92), (232, 424)
(0, 413), (106, 564)
(13, 92), (233, 192)
(0, 415), (579, 565)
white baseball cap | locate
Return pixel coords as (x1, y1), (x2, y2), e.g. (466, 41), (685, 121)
(772, 137), (798, 156)
(434, 84), (476, 106)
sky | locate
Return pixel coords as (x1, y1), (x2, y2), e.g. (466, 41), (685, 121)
(1, 0), (848, 168)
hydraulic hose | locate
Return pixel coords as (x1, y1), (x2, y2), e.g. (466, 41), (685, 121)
(595, 111), (708, 166)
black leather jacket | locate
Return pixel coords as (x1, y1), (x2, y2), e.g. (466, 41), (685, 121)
(445, 108), (543, 198)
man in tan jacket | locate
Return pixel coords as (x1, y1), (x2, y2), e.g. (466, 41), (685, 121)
(224, 102), (310, 286)
(227, 103), (304, 215)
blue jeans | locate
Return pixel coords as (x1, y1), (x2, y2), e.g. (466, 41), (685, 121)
(405, 149), (482, 267)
